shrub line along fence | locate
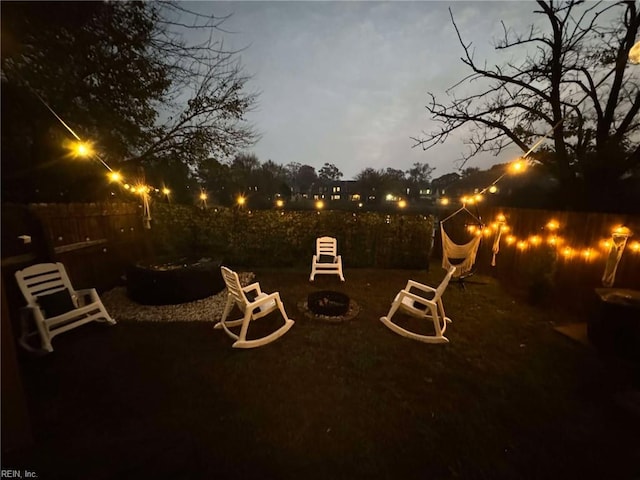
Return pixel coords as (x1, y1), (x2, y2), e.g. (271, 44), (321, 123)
(1, 201), (638, 316)
(149, 203), (435, 269)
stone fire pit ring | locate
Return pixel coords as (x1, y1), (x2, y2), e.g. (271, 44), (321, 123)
(299, 290), (360, 323)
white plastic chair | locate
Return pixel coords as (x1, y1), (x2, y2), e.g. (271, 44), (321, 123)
(215, 266), (294, 348)
(379, 266), (456, 344)
(309, 236), (345, 282)
(15, 262), (116, 353)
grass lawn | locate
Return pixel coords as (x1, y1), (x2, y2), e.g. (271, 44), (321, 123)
(5, 267), (640, 479)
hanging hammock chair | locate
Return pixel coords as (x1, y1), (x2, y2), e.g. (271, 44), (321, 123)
(440, 206), (483, 279)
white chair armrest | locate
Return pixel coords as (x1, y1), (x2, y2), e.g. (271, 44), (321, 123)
(242, 282), (262, 296)
(248, 292), (278, 310)
(74, 288), (99, 306)
(399, 289), (436, 307)
(406, 280), (437, 295)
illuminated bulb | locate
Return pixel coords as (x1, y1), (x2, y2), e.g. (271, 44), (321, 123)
(467, 225), (477, 234)
(124, 184), (130, 190)
(315, 200), (324, 210)
(500, 225), (510, 233)
(489, 185), (498, 194)
(547, 236), (558, 246)
(509, 159), (526, 174)
(496, 214), (506, 223)
(275, 199), (284, 208)
(529, 235), (541, 246)
(546, 220), (559, 231)
(612, 225), (632, 236)
(629, 241), (640, 253)
(517, 241), (528, 250)
(199, 193), (208, 201)
(474, 194), (482, 202)
(162, 188), (171, 195)
(237, 196), (246, 206)
(483, 227), (493, 237)
(506, 235), (516, 245)
(461, 196), (469, 204)
(561, 247), (574, 258)
(108, 172), (122, 182)
(398, 199), (407, 209)
(440, 198), (449, 206)
(599, 239), (611, 250)
(72, 141), (94, 158)
(581, 249), (596, 261)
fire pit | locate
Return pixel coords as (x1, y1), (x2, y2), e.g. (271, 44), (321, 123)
(308, 290), (350, 316)
(301, 290), (359, 323)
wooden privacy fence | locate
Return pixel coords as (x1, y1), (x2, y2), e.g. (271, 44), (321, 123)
(1, 202), (147, 296)
(433, 205), (640, 308)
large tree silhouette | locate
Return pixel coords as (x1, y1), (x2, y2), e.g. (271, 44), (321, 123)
(413, 1), (639, 211)
(1, 1), (257, 202)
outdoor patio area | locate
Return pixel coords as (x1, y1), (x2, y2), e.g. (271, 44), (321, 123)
(5, 267), (640, 479)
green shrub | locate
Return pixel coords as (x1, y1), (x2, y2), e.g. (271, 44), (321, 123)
(150, 204), (434, 268)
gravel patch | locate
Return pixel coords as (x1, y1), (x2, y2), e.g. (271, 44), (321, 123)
(101, 272), (255, 322)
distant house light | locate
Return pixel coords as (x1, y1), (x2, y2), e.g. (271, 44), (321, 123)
(331, 194), (341, 201)
(351, 194), (361, 201)
(332, 186), (341, 193)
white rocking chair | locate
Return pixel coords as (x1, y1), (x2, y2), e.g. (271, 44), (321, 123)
(309, 236), (345, 282)
(379, 266), (456, 344)
(215, 266), (294, 348)
(15, 262), (116, 353)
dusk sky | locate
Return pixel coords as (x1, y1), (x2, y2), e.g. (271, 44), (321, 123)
(185, 1), (557, 179)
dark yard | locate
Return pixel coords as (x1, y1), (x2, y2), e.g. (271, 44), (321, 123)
(4, 268), (639, 479)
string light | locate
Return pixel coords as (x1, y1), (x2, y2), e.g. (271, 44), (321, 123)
(498, 218), (640, 263)
(546, 220), (560, 231)
(70, 140), (95, 158)
(509, 159), (526, 174)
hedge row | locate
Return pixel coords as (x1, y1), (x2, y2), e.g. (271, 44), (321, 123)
(150, 204), (435, 269)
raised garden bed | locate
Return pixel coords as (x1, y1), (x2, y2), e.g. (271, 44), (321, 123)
(126, 258), (224, 305)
